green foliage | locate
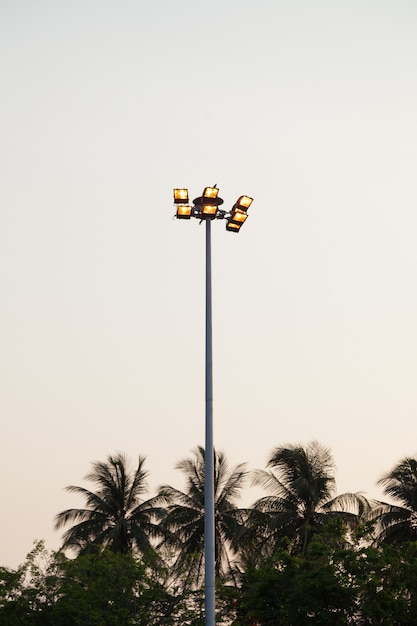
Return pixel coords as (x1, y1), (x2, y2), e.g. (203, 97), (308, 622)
(0, 540), (63, 626)
(235, 520), (417, 625)
(236, 520), (357, 625)
(0, 543), (211, 626)
(52, 548), (139, 625)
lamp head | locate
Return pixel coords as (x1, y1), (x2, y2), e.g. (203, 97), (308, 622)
(173, 188), (189, 204)
(226, 221), (242, 233)
(229, 208), (248, 225)
(176, 204), (192, 219)
(236, 195), (253, 210)
(203, 186), (219, 200)
(201, 203), (218, 218)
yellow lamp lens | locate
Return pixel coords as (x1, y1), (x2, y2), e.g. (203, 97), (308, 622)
(231, 209), (248, 224)
(203, 187), (219, 199)
(202, 204), (217, 215)
(176, 205), (192, 218)
(237, 195), (253, 209)
(174, 188), (189, 202)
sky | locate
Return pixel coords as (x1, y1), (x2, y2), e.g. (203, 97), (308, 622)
(1, 0), (417, 569)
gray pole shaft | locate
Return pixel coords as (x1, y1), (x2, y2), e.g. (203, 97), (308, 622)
(205, 218), (216, 626)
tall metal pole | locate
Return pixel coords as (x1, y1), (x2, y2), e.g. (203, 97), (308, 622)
(204, 218), (216, 626)
(173, 185), (253, 625)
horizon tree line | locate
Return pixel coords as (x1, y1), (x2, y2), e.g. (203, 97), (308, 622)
(54, 441), (417, 574)
(3, 442), (417, 624)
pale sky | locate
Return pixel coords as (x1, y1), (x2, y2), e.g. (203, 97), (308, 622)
(1, 0), (417, 569)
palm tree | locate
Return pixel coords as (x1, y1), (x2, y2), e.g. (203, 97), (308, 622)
(374, 456), (417, 545)
(249, 441), (372, 557)
(157, 446), (248, 587)
(55, 453), (164, 556)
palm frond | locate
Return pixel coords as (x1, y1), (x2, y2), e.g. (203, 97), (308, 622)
(55, 453), (160, 556)
(157, 446), (247, 585)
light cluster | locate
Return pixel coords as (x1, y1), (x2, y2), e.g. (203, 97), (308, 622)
(173, 185), (253, 233)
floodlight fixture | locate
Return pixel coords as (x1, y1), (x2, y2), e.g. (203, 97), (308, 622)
(174, 188), (189, 204)
(201, 203), (219, 218)
(176, 204), (193, 219)
(226, 221), (242, 233)
(203, 186), (219, 200)
(228, 208), (248, 225)
(236, 195), (253, 210)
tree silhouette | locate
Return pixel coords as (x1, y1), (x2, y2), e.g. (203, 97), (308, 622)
(248, 441), (372, 557)
(157, 446), (248, 587)
(55, 453), (163, 555)
(374, 456), (417, 545)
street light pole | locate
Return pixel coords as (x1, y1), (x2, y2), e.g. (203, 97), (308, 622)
(205, 218), (215, 625)
(173, 186), (254, 626)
